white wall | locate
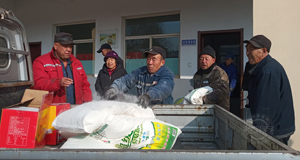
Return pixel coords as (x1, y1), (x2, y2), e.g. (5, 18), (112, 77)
(253, 0), (300, 150)
(6, 0), (252, 79)
(179, 0), (253, 77)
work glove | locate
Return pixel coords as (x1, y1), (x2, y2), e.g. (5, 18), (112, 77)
(137, 94), (150, 109)
(104, 87), (118, 100)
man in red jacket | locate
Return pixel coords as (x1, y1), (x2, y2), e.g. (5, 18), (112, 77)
(33, 32), (92, 104)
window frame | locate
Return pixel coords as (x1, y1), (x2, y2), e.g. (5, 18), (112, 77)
(0, 35), (11, 73)
(122, 12), (181, 77)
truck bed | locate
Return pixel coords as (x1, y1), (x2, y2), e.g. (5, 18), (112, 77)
(0, 104), (299, 160)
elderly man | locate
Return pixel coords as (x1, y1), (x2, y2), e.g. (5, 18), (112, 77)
(33, 32), (92, 104)
(104, 46), (175, 108)
(193, 45), (229, 110)
(243, 35), (295, 145)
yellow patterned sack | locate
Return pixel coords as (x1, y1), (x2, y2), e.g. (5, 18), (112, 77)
(89, 118), (181, 150)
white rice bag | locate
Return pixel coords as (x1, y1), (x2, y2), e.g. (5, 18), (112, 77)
(52, 100), (155, 134)
(184, 86), (213, 104)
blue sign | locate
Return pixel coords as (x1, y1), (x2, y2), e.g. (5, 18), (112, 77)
(182, 39), (196, 45)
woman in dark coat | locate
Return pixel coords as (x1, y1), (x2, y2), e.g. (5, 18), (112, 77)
(95, 51), (127, 96)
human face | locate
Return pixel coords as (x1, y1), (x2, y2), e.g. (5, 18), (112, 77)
(147, 53), (165, 74)
(102, 49), (111, 56)
(225, 58), (233, 66)
(246, 43), (267, 65)
(199, 54), (216, 70)
(54, 42), (73, 61)
(106, 57), (117, 69)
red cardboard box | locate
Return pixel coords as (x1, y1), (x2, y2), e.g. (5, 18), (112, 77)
(45, 103), (70, 145)
(0, 89), (53, 148)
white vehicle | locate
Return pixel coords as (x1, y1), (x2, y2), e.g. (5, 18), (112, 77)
(0, 7), (33, 111)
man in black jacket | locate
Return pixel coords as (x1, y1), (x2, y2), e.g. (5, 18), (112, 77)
(243, 35), (295, 145)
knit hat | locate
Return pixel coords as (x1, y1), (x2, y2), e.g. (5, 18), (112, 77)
(199, 45), (216, 58)
(104, 51), (119, 62)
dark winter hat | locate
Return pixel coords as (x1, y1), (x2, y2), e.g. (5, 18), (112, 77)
(104, 51), (119, 62)
(199, 45), (216, 58)
(54, 32), (76, 45)
(243, 34), (271, 52)
(225, 54), (234, 59)
(97, 43), (112, 53)
(143, 46), (166, 59)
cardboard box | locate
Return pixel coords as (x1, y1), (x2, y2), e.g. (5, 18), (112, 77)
(21, 89), (50, 108)
(45, 103), (70, 145)
(0, 89), (52, 148)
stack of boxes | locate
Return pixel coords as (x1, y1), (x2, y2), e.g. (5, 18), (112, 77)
(0, 89), (70, 148)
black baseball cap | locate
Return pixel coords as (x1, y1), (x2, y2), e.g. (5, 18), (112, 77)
(97, 43), (112, 53)
(243, 35), (271, 52)
(54, 32), (76, 45)
(143, 46), (166, 59)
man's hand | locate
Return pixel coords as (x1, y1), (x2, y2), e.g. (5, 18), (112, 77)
(193, 96), (204, 105)
(60, 77), (73, 87)
(104, 87), (118, 100)
(137, 94), (150, 109)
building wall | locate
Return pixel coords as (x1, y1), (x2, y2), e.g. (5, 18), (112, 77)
(4, 0), (252, 78)
(0, 0), (253, 100)
(253, 0), (300, 150)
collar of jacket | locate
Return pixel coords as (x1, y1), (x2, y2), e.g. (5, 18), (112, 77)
(198, 63), (216, 75)
(141, 65), (166, 77)
(249, 55), (272, 76)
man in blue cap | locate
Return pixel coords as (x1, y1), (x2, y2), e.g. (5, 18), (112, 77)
(220, 54), (238, 96)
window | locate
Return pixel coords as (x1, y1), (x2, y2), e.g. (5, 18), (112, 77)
(56, 22), (95, 75)
(0, 37), (9, 69)
(125, 14), (180, 75)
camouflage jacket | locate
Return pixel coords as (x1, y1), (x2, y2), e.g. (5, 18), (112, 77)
(193, 63), (230, 110)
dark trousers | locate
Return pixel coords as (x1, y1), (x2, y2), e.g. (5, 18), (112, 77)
(276, 136), (291, 145)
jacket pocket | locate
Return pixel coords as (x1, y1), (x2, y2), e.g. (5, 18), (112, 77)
(76, 67), (84, 76)
(44, 66), (58, 78)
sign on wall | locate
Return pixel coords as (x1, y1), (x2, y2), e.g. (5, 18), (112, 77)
(182, 39), (196, 45)
(99, 30), (118, 48)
